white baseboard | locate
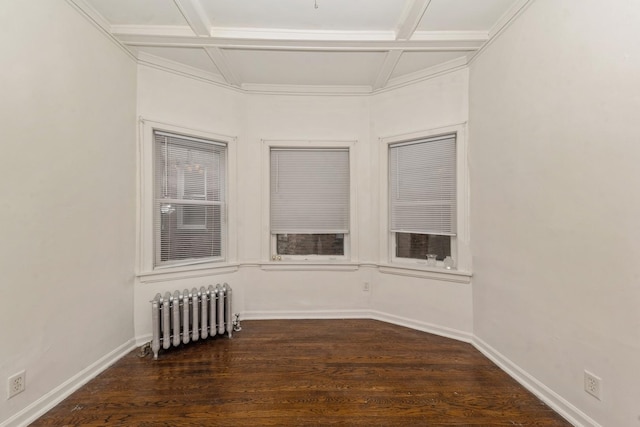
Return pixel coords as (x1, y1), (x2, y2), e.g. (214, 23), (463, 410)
(369, 310), (473, 344)
(240, 309), (473, 344)
(0, 339), (137, 427)
(135, 309), (471, 344)
(135, 333), (153, 347)
(472, 336), (600, 427)
(240, 309), (371, 320)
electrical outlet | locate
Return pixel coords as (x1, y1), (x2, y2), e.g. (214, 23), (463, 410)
(8, 370), (26, 399)
(584, 370), (601, 400)
(363, 282), (370, 292)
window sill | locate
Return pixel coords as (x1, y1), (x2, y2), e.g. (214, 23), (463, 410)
(137, 263), (239, 283)
(136, 261), (471, 282)
(378, 263), (472, 283)
(260, 261), (360, 272)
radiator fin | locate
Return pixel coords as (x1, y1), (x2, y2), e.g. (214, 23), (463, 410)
(150, 283), (233, 359)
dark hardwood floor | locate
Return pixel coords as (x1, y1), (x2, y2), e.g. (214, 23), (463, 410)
(31, 319), (571, 426)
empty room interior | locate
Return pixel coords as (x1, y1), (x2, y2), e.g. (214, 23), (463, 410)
(1, 0), (639, 426)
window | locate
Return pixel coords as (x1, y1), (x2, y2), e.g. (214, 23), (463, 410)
(389, 134), (457, 265)
(154, 131), (226, 267)
(177, 165), (208, 229)
(270, 148), (350, 259)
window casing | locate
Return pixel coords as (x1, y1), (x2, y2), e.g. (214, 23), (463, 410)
(269, 147), (350, 260)
(389, 134), (456, 266)
(382, 125), (469, 272)
(395, 232), (451, 261)
(154, 131), (226, 267)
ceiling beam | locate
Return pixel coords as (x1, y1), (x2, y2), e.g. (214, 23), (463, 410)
(114, 33), (486, 52)
(396, 0), (432, 41)
(376, 0), (433, 91)
(373, 50), (403, 90)
(209, 28), (396, 41)
(173, 0), (211, 36)
(204, 47), (240, 87)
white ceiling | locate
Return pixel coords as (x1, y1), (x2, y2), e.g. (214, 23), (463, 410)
(73, 0), (526, 93)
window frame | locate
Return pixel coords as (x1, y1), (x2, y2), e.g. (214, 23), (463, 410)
(138, 118), (237, 275)
(391, 232), (459, 268)
(176, 165), (209, 230)
(379, 124), (470, 273)
(262, 140), (358, 263)
(270, 233), (350, 261)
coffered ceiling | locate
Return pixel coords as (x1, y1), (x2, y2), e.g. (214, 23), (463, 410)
(71, 0), (528, 93)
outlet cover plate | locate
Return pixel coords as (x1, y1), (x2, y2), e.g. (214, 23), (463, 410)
(584, 370), (601, 400)
(8, 370), (26, 399)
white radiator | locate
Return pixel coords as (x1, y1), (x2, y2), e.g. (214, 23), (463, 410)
(150, 283), (233, 359)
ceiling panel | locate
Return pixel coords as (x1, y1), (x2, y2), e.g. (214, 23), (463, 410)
(135, 47), (221, 75)
(200, 0), (405, 31)
(223, 50), (387, 86)
(391, 52), (471, 79)
(417, 0), (517, 31)
(86, 0), (187, 26)
(75, 0), (523, 91)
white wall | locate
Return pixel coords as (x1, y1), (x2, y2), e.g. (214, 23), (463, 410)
(0, 2), (137, 425)
(241, 92), (373, 318)
(134, 66), (244, 340)
(10, 1), (637, 425)
(469, 0), (640, 425)
(7, 1), (637, 425)
(133, 66), (473, 340)
(370, 70), (473, 338)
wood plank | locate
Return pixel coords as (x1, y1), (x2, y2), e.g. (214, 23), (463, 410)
(31, 319), (571, 426)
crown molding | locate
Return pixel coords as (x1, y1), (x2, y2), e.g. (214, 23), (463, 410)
(210, 28), (397, 42)
(114, 26), (398, 42)
(489, 0), (534, 39)
(380, 54), (469, 93)
(111, 25), (195, 37)
(137, 51), (374, 96)
(116, 33), (484, 52)
(240, 83), (373, 96)
(468, 0), (536, 65)
(66, 0), (136, 62)
(109, 26), (487, 49)
(137, 45), (470, 96)
(412, 30), (489, 42)
(136, 50), (374, 95)
(67, 0), (110, 33)
(136, 51), (229, 87)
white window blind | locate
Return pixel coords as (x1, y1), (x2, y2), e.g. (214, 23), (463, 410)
(270, 148), (349, 234)
(389, 134), (456, 236)
(154, 131), (226, 266)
